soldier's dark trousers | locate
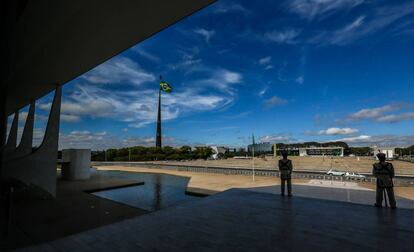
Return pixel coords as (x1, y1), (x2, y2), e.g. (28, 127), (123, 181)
(281, 178), (292, 196)
(376, 186), (396, 207)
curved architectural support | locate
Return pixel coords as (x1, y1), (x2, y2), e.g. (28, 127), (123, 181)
(5, 112), (18, 151)
(36, 86), (61, 153)
(4, 86), (61, 197)
(14, 101), (35, 158)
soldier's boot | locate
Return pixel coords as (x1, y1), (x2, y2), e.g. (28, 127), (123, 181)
(281, 179), (285, 196)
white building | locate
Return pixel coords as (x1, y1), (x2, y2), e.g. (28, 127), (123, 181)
(372, 147), (395, 160)
(210, 146), (228, 160)
(247, 142), (272, 153)
(299, 147), (344, 157)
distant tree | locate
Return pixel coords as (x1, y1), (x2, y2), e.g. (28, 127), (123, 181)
(130, 146), (147, 155)
(194, 147), (213, 160)
(349, 147), (371, 156)
(106, 149), (118, 161)
(163, 146), (175, 156)
(179, 145), (192, 154)
(91, 150), (105, 161)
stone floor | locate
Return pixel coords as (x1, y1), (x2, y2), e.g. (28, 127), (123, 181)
(16, 188), (414, 252)
(248, 184), (414, 209)
(0, 172), (146, 251)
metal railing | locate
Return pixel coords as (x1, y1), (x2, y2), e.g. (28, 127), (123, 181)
(93, 161), (414, 186)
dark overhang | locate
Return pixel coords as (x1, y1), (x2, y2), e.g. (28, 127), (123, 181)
(4, 0), (216, 115)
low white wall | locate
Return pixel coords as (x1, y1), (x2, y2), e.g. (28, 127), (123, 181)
(62, 149), (91, 180)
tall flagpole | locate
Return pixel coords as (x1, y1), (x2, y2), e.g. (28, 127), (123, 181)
(156, 76), (162, 148)
(252, 133), (255, 182)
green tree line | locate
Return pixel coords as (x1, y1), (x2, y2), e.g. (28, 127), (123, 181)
(92, 146), (213, 161)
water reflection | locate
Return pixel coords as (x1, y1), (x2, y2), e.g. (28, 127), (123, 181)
(153, 175), (162, 210)
(92, 171), (202, 211)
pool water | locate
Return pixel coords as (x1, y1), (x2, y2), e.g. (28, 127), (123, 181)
(92, 171), (203, 211)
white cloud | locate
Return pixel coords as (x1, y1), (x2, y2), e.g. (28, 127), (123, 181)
(223, 71), (241, 83)
(15, 111), (48, 123)
(295, 76), (304, 84)
(131, 46), (160, 62)
(192, 68), (243, 95)
(259, 56), (274, 70)
(194, 28), (216, 43)
(259, 56), (272, 65)
(260, 135), (293, 143)
(347, 104), (401, 121)
(61, 114), (81, 123)
(334, 134), (414, 147)
(168, 47), (202, 73)
(18, 112), (29, 123)
(335, 135), (371, 143)
(315, 16), (366, 45)
(211, 2), (250, 15)
(82, 56), (155, 85)
(309, 2), (414, 45)
(264, 29), (300, 44)
(6, 126), (45, 147)
(318, 127), (359, 135)
(258, 87), (268, 97)
(31, 128), (46, 147)
(376, 112), (414, 123)
(50, 81), (233, 129)
(344, 103), (414, 124)
(59, 130), (123, 150)
(264, 96), (288, 108)
(59, 130), (192, 150)
(289, 0), (364, 20)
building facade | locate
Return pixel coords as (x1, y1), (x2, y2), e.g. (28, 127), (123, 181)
(247, 142), (272, 153)
(299, 147), (344, 157)
(372, 147), (395, 160)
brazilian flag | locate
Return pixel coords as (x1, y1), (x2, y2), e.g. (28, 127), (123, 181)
(160, 81), (173, 93)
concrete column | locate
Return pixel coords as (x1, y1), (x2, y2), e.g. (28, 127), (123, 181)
(15, 102), (35, 156)
(62, 149), (91, 180)
(0, 88), (7, 180)
(5, 111), (18, 151)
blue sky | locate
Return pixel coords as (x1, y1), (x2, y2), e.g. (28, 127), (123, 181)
(11, 0), (414, 150)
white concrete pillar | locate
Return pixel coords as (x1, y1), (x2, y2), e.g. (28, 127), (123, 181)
(61, 149), (91, 180)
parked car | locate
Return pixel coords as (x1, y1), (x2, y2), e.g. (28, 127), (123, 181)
(326, 169), (346, 176)
(344, 172), (366, 179)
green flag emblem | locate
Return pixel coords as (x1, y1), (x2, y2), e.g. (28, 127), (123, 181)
(160, 81), (172, 93)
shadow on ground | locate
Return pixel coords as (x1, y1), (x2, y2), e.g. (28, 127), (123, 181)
(246, 184), (414, 209)
(16, 188), (414, 252)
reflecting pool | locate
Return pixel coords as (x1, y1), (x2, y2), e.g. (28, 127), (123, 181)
(92, 171), (203, 211)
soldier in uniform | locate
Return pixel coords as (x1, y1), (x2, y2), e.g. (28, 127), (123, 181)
(278, 151), (293, 197)
(372, 152), (397, 209)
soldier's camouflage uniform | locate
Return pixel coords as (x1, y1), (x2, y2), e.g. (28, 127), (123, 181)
(372, 161), (396, 208)
(279, 159), (293, 196)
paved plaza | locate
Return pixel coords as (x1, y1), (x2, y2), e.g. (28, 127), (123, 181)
(248, 184), (414, 209)
(17, 188), (414, 252)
